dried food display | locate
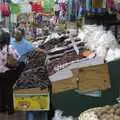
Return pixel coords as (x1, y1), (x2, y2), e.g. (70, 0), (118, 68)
(47, 50), (87, 75)
(42, 35), (69, 50)
(25, 50), (46, 70)
(15, 50), (50, 89)
(79, 104), (120, 120)
(15, 67), (50, 89)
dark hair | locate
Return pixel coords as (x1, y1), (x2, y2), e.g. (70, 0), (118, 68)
(19, 28), (25, 36)
(0, 30), (10, 50)
(16, 28), (25, 36)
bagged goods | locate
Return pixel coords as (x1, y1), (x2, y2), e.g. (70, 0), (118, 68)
(78, 25), (119, 61)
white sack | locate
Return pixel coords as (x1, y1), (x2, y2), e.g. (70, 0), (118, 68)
(105, 48), (120, 62)
(52, 110), (73, 120)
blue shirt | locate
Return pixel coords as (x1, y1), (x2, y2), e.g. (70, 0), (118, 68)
(11, 37), (34, 56)
(11, 37), (34, 63)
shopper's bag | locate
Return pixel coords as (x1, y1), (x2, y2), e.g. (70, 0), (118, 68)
(6, 46), (19, 69)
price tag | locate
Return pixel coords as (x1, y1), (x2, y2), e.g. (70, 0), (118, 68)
(70, 34), (79, 55)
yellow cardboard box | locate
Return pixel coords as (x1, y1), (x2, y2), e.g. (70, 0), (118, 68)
(14, 94), (50, 111)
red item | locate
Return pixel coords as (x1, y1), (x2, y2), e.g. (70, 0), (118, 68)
(0, 3), (10, 17)
(31, 2), (43, 13)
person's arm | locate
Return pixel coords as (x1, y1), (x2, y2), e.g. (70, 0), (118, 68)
(36, 48), (47, 55)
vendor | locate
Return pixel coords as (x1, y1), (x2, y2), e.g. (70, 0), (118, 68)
(11, 28), (47, 120)
(11, 28), (34, 57)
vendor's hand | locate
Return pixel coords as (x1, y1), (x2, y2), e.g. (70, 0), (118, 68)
(36, 48), (46, 55)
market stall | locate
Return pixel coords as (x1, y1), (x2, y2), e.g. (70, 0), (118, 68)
(45, 24), (120, 118)
(0, 0), (120, 119)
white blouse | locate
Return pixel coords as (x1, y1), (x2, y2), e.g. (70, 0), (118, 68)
(0, 45), (20, 73)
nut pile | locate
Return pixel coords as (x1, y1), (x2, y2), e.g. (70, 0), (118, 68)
(79, 104), (120, 120)
(47, 50), (85, 75)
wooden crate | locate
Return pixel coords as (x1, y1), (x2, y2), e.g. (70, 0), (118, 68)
(52, 77), (78, 94)
(72, 64), (111, 92)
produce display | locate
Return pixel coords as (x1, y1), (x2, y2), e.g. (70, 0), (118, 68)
(42, 34), (69, 50)
(15, 50), (50, 89)
(47, 50), (86, 75)
(79, 104), (120, 120)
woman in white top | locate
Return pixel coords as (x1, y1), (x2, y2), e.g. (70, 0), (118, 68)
(0, 29), (25, 116)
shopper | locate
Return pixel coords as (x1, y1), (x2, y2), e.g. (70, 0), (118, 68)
(11, 28), (47, 120)
(0, 29), (25, 119)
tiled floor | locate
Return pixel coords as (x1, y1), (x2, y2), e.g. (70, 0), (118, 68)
(0, 112), (48, 120)
(0, 112), (25, 120)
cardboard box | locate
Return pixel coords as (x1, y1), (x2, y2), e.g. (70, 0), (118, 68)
(14, 88), (50, 111)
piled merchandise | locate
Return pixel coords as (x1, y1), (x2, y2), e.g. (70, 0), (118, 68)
(42, 32), (94, 77)
(39, 24), (119, 80)
(79, 104), (120, 120)
(15, 50), (51, 89)
(15, 24), (120, 90)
